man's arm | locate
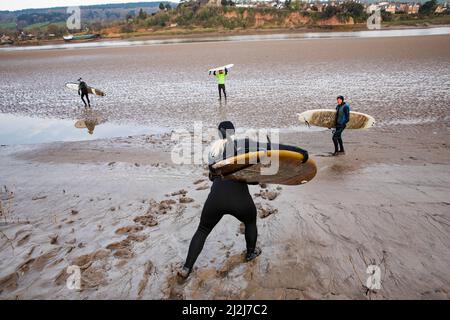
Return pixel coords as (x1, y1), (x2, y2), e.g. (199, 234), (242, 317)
(225, 68), (228, 75)
(344, 105), (350, 124)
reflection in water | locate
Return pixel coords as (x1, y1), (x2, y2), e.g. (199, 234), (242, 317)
(74, 108), (105, 135)
(0, 113), (156, 145)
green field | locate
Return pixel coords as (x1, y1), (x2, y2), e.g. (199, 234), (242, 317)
(0, 22), (16, 30)
(24, 21), (66, 31)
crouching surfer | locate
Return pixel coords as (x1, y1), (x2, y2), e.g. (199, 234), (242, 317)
(78, 78), (91, 108)
(332, 95), (350, 156)
(178, 121), (261, 279)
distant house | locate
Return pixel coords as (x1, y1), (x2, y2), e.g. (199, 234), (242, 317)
(398, 3), (409, 13)
(1, 35), (13, 45)
(207, 0), (222, 6)
(435, 5), (447, 13)
(385, 4), (397, 14)
(407, 4), (420, 14)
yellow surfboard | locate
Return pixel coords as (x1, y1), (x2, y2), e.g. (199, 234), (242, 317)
(211, 148), (317, 185)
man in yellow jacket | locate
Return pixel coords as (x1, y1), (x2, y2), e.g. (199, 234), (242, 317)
(211, 68), (228, 101)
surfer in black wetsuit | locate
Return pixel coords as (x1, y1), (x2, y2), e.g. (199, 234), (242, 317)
(178, 121), (261, 279)
(78, 78), (91, 108)
(332, 95), (350, 156)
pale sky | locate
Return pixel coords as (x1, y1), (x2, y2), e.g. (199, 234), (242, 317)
(0, 1), (178, 11)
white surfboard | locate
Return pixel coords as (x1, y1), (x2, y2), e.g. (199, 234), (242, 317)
(65, 83), (106, 96)
(298, 109), (375, 129)
(208, 64), (234, 73)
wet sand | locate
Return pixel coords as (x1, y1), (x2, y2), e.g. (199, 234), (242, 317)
(1, 34), (449, 131)
(0, 33), (450, 300)
(0, 121), (449, 299)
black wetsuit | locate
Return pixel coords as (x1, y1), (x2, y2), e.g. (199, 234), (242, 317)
(183, 137), (309, 271)
(183, 178), (257, 270)
(78, 81), (90, 107)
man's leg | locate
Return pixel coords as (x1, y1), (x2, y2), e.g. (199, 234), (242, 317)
(336, 126), (345, 153)
(332, 131), (339, 154)
(232, 195), (259, 260)
(218, 84), (222, 100)
(80, 94), (87, 107)
(183, 198), (222, 271)
(222, 85), (227, 100)
(244, 215), (257, 253)
(85, 93), (91, 107)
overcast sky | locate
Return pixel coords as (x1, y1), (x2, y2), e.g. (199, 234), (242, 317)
(0, 1), (178, 11)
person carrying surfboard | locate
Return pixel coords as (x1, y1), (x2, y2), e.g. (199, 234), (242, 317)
(77, 78), (91, 108)
(211, 68), (228, 101)
(178, 121), (261, 279)
(332, 95), (350, 156)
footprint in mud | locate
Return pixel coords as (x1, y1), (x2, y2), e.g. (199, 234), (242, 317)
(164, 263), (187, 300)
(137, 261), (155, 299)
(113, 248), (134, 259)
(146, 199), (176, 215)
(170, 189), (188, 197)
(106, 239), (131, 251)
(255, 189), (279, 201)
(256, 203), (278, 219)
(54, 249), (111, 290)
(134, 215), (158, 227)
(17, 248), (61, 276)
(179, 196), (194, 204)
(126, 234), (148, 243)
(115, 225), (144, 235)
(217, 253), (246, 278)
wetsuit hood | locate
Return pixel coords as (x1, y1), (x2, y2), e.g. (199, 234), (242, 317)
(218, 121), (235, 139)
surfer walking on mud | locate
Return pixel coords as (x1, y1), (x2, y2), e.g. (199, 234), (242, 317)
(178, 121), (261, 279)
(211, 68), (228, 101)
(78, 78), (91, 108)
(332, 95), (350, 156)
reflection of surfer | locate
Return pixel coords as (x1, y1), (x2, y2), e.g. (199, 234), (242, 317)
(178, 121), (261, 279)
(332, 95), (350, 156)
(84, 118), (98, 135)
(210, 68), (228, 101)
(78, 78), (91, 108)
(75, 109), (103, 135)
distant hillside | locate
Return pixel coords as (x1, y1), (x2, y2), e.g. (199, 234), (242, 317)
(0, 2), (177, 30)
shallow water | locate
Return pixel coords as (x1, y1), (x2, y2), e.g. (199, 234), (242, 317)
(0, 113), (155, 145)
(1, 27), (450, 52)
(0, 30), (449, 144)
